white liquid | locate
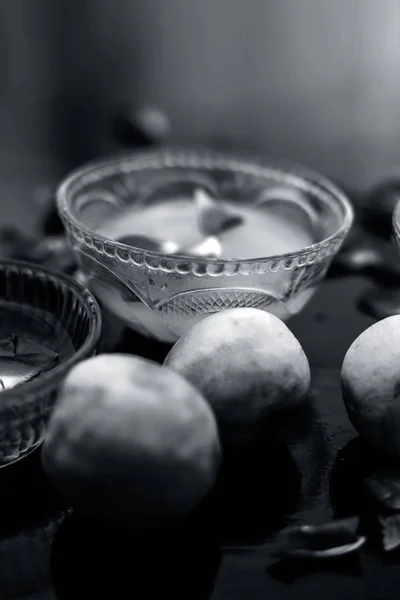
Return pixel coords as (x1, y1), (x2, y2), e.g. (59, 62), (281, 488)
(92, 197), (317, 341)
(97, 198), (315, 259)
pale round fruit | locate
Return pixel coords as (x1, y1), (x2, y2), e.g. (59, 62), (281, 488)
(341, 315), (400, 458)
(164, 308), (311, 444)
(42, 353), (221, 527)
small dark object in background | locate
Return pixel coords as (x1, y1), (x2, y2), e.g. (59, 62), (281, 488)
(329, 176), (400, 285)
(43, 205), (64, 236)
(113, 105), (171, 148)
(41, 194), (64, 236)
(330, 189), (400, 319)
(0, 227), (77, 274)
(357, 285), (400, 320)
(328, 225), (400, 285)
(0, 227), (34, 259)
(31, 185), (65, 236)
(360, 176), (400, 240)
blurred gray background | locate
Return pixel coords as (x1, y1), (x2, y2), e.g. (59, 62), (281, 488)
(1, 0), (400, 231)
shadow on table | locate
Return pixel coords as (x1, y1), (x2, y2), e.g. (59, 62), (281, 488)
(50, 507), (222, 600)
(50, 436), (302, 598)
(0, 448), (65, 597)
(267, 553), (364, 584)
(214, 437), (301, 546)
(329, 436), (397, 556)
(101, 317), (305, 545)
(330, 436), (391, 519)
(116, 325), (173, 364)
(0, 447), (64, 537)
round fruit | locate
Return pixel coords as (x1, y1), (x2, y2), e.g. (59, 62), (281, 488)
(42, 353), (221, 527)
(341, 315), (400, 458)
(164, 308), (311, 445)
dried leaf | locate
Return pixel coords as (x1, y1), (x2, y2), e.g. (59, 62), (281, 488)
(0, 334), (18, 358)
(0, 332), (60, 391)
(364, 468), (400, 510)
(254, 186), (317, 232)
(0, 333), (59, 390)
(275, 517), (365, 559)
(379, 514), (400, 551)
(14, 336), (59, 370)
(194, 189), (243, 237)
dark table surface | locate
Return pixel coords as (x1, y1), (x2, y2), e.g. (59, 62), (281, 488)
(0, 157), (398, 599)
(3, 269), (396, 600)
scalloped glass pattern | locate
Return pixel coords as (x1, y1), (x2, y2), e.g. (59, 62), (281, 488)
(0, 261), (101, 466)
(57, 149), (353, 342)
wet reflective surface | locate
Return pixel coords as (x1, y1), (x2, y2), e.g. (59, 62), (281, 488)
(4, 182), (400, 598)
(0, 271), (389, 600)
(51, 510), (222, 600)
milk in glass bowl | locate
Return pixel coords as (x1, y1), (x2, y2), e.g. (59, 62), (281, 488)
(57, 149), (354, 343)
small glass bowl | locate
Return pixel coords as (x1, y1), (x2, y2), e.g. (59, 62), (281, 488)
(0, 260), (101, 467)
(57, 148), (353, 343)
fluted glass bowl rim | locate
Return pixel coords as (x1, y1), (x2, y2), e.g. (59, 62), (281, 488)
(0, 260), (102, 402)
(56, 147), (354, 266)
(393, 199), (400, 241)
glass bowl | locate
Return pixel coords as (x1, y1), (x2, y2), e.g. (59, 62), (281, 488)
(57, 148), (353, 343)
(0, 260), (101, 467)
